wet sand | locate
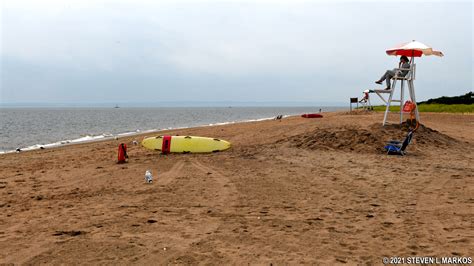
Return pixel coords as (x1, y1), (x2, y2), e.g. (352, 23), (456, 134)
(0, 111), (473, 264)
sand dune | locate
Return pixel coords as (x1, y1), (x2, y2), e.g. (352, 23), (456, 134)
(0, 111), (472, 264)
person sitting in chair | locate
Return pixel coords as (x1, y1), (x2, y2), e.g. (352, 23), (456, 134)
(375, 55), (410, 90)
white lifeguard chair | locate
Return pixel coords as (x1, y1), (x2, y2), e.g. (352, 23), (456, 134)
(373, 61), (418, 125)
(372, 40), (443, 126)
(359, 89), (372, 110)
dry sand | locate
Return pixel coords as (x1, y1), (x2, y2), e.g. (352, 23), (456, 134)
(0, 111), (473, 264)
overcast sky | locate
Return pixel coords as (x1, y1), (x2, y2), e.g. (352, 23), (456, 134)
(0, 0), (472, 105)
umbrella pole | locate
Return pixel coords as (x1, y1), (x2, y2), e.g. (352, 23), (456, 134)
(400, 78), (405, 124)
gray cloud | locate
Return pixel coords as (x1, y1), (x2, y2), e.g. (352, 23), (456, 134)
(1, 1), (472, 105)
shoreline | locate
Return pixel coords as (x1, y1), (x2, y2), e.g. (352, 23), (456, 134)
(1, 113), (301, 155)
(5, 106), (472, 155)
(3, 110), (473, 155)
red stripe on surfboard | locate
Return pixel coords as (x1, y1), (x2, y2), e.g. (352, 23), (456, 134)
(162, 135), (171, 154)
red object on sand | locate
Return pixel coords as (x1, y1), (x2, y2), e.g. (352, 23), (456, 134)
(301, 114), (323, 118)
(161, 135), (172, 154)
(117, 143), (128, 163)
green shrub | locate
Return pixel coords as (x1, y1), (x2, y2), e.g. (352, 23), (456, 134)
(370, 104), (473, 113)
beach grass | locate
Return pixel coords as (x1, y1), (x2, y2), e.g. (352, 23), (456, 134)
(369, 104), (473, 113)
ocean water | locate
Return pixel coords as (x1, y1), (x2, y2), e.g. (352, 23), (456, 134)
(0, 106), (344, 152)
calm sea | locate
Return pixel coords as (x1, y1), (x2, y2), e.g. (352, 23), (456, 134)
(0, 106), (344, 152)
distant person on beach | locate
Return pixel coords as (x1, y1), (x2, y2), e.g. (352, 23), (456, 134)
(375, 55), (410, 90)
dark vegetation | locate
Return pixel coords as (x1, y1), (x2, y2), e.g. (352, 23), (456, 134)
(418, 92), (473, 105)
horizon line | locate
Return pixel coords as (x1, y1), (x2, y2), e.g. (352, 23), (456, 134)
(0, 101), (347, 108)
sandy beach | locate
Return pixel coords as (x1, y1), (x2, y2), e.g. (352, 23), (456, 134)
(0, 111), (473, 264)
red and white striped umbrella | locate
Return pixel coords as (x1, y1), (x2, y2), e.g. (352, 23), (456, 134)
(386, 40), (444, 57)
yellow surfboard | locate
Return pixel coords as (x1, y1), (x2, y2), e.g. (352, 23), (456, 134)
(142, 135), (231, 153)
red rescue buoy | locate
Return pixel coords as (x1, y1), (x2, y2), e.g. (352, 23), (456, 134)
(403, 100), (416, 113)
(301, 114), (323, 118)
(117, 143), (128, 163)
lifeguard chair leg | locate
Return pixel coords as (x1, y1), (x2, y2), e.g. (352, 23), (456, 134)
(383, 79), (397, 126)
(400, 79), (405, 124)
(408, 80), (420, 121)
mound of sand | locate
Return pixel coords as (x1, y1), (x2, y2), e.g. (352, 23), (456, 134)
(283, 122), (459, 154)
